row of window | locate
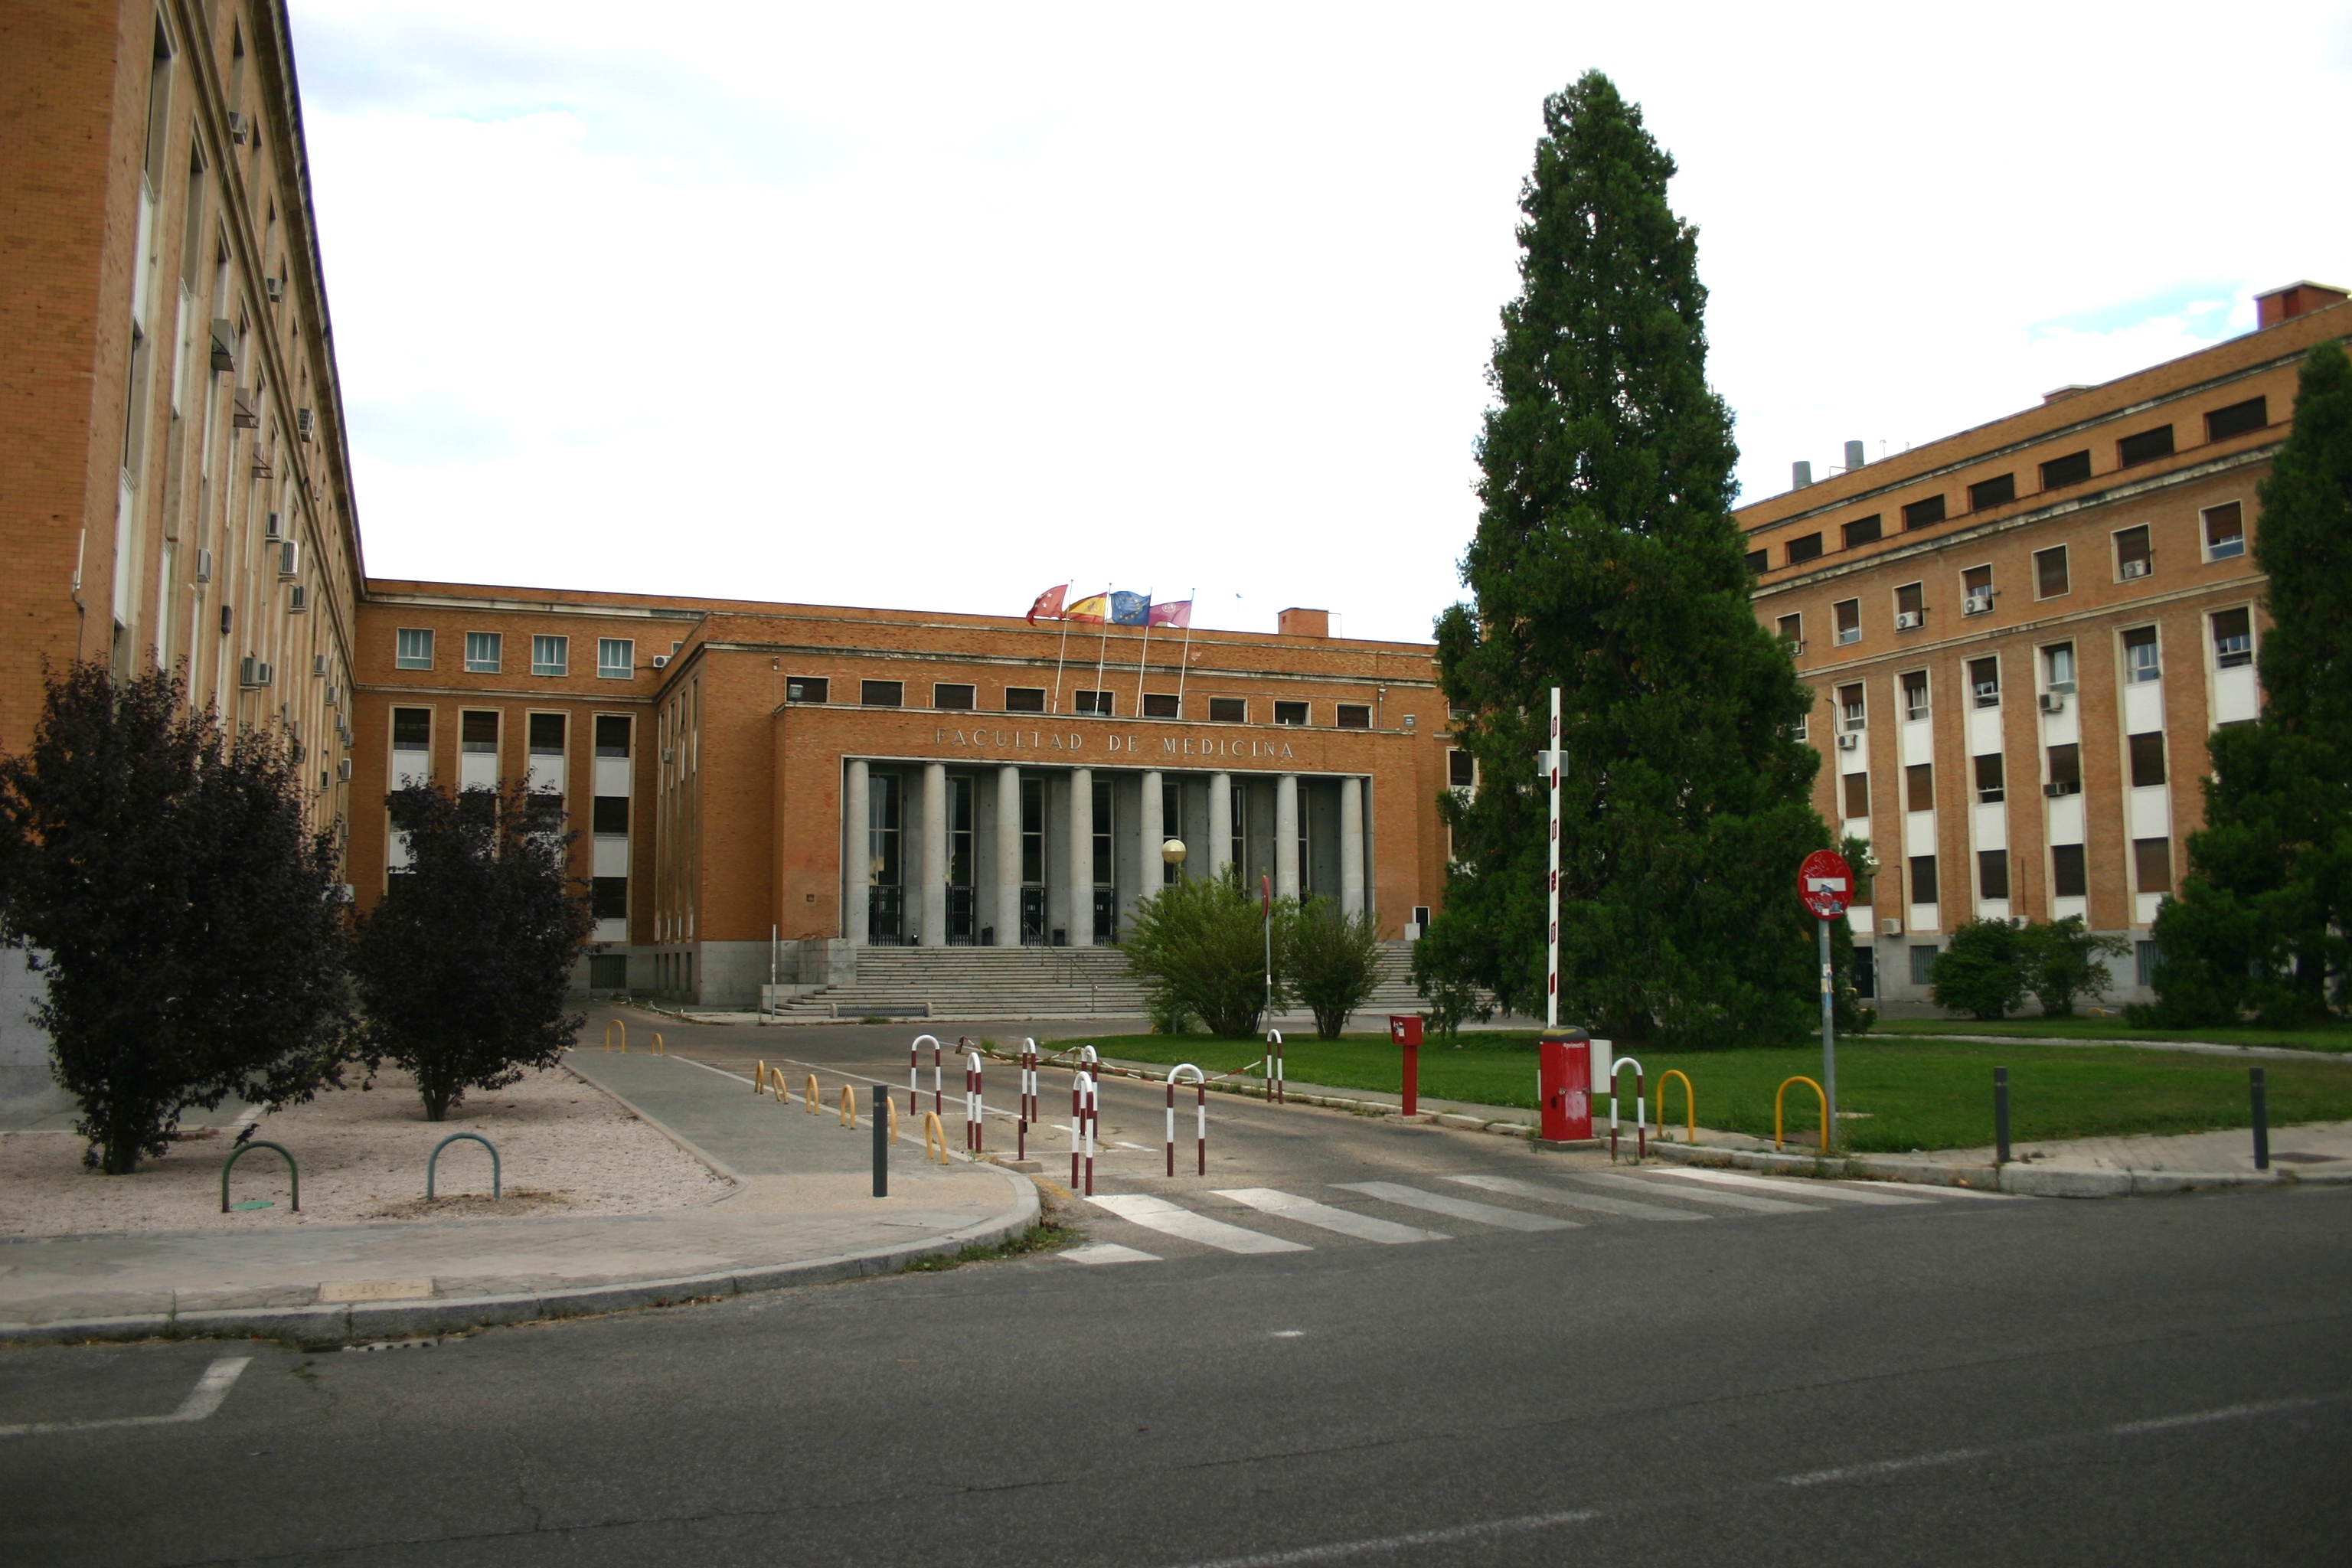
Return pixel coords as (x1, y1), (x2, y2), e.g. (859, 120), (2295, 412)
(1869, 838), (2174, 915)
(394, 628), (637, 679)
(1838, 727), (2170, 822)
(390, 707), (635, 760)
(1752, 398), (2265, 574)
(784, 676), (1375, 728)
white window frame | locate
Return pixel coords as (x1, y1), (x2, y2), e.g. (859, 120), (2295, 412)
(2121, 625), (2162, 685)
(1832, 598), (1862, 646)
(2209, 606), (2256, 671)
(532, 634), (569, 678)
(395, 627), (433, 670)
(2201, 501), (2247, 563)
(1961, 564), (1995, 616)
(464, 630), (501, 673)
(597, 637), (635, 680)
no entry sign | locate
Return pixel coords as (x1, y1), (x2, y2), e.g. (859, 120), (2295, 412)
(1798, 849), (1854, 920)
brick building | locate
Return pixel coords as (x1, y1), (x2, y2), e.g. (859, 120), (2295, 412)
(1736, 284), (2348, 1007)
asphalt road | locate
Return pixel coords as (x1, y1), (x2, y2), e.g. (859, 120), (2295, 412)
(6, 1019), (2348, 1567)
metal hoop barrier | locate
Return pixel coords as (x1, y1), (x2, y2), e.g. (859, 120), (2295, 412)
(755, 1060), (768, 1093)
(964, 1050), (985, 1153)
(1017, 1038), (1039, 1161)
(1608, 1056), (1647, 1162)
(922, 1111), (950, 1164)
(1775, 1075), (1830, 1153)
(427, 1132), (502, 1200)
(1070, 1070), (1099, 1196)
(840, 1083), (858, 1126)
(887, 1096), (900, 1145)
(1166, 1063), (1207, 1177)
(220, 1140), (299, 1213)
(910, 1033), (941, 1117)
(1265, 1029), (1285, 1104)
(1656, 1070), (1695, 1144)
(604, 1020), (626, 1053)
(804, 1073), (822, 1113)
(651, 1032), (665, 1057)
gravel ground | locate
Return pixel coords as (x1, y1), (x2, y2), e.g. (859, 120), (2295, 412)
(0, 1060), (730, 1236)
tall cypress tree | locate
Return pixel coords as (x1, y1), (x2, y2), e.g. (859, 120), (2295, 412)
(2145, 341), (2352, 1024)
(1422, 72), (1833, 1047)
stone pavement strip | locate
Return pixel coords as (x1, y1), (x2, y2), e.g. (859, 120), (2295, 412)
(0, 1050), (1037, 1346)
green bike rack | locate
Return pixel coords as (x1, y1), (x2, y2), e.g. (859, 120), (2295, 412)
(427, 1132), (501, 1200)
(220, 1141), (299, 1213)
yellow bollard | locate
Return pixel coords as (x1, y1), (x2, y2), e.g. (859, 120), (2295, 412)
(922, 1111), (949, 1164)
(755, 1061), (768, 1093)
(1775, 1075), (1830, 1154)
(652, 1032), (665, 1057)
(1657, 1070), (1696, 1145)
(804, 1073), (822, 1114)
(840, 1083), (857, 1126)
(603, 1019), (626, 1053)
(887, 1096), (899, 1145)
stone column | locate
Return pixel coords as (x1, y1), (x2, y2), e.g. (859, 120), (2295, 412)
(920, 762), (947, 947)
(995, 763), (1021, 946)
(1068, 767), (1093, 946)
(1138, 769), (1164, 906)
(1208, 772), (1232, 878)
(844, 759), (870, 946)
(1274, 773), (1301, 902)
(1340, 776), (1365, 917)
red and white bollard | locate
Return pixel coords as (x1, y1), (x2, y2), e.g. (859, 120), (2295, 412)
(1608, 1055), (1646, 1162)
(1070, 1070), (1098, 1196)
(910, 1033), (939, 1117)
(965, 1050), (985, 1152)
(1017, 1038), (1039, 1161)
(1265, 1029), (1285, 1106)
(1165, 1063), (1206, 1176)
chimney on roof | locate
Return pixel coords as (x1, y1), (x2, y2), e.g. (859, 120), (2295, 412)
(1277, 607), (1330, 638)
(2255, 280), (2350, 328)
(1791, 460), (1813, 489)
(1843, 439), (1865, 472)
(2043, 384), (2092, 404)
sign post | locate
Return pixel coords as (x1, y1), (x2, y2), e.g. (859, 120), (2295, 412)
(1545, 687), (1560, 1031)
(1798, 849), (1853, 1137)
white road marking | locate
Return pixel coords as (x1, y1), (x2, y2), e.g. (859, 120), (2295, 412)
(1780, 1446), (1990, 1486)
(1151, 1506), (1602, 1567)
(2104, 1396), (2319, 1435)
(1089, 1194), (1311, 1254)
(1576, 1171), (1821, 1214)
(1657, 1168), (1936, 1204)
(1331, 1181), (1579, 1232)
(1062, 1243), (1161, 1266)
(0, 1356), (251, 1439)
(1446, 1173), (1705, 1221)
(1214, 1188), (1452, 1244)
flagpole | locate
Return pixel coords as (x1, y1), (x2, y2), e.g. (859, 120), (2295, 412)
(1051, 585), (1073, 715)
(1093, 586), (1114, 707)
(1133, 588), (1155, 716)
(1174, 586), (1197, 716)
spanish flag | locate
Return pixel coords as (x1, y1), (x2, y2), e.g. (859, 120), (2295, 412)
(1063, 592), (1111, 623)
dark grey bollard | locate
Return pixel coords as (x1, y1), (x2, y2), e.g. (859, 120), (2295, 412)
(2251, 1067), (2269, 1171)
(872, 1084), (889, 1197)
(1994, 1067), (2011, 1166)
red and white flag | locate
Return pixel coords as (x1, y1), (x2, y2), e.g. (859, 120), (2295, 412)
(1026, 583), (1069, 625)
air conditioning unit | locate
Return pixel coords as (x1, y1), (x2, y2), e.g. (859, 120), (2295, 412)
(336, 758), (352, 782)
(209, 318), (237, 374)
(1836, 733), (1860, 751)
(2044, 781), (2080, 798)
(287, 584), (308, 612)
(297, 407), (315, 440)
(325, 684), (340, 707)
(266, 511), (284, 540)
(2038, 692), (2066, 714)
(1974, 682), (1999, 703)
(194, 548), (213, 584)
(238, 656), (273, 689)
(651, 654), (670, 669)
(313, 654), (329, 677)
(1964, 592), (1994, 616)
(1895, 610), (1922, 630)
(264, 276), (284, 302)
(278, 541), (299, 578)
(227, 112), (251, 145)
(2120, 558), (2151, 580)
(660, 747), (675, 763)
(1880, 918), (1903, 937)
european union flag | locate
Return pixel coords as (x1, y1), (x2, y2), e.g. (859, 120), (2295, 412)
(1109, 592), (1151, 626)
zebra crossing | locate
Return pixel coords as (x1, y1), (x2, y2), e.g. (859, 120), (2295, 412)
(1066, 1168), (2013, 1265)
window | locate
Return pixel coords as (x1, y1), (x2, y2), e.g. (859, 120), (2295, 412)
(2035, 545), (2069, 599)
(1842, 514), (1883, 549)
(1785, 532), (1824, 565)
(1841, 771), (1870, 818)
(1449, 750), (1476, 788)
(2044, 642), (2076, 694)
(2128, 731), (2167, 787)
(595, 715), (631, 757)
(933, 684), (975, 710)
(1978, 849), (2010, 900)
(596, 639), (633, 679)
(464, 631), (501, 673)
(1909, 945), (1940, 986)
(1909, 854), (1939, 905)
(2046, 743), (2082, 795)
(1273, 701), (1309, 726)
(1894, 582), (1925, 629)
(1336, 704), (1371, 729)
(1210, 697), (1246, 723)
(1968, 473), (2016, 511)
(1745, 548), (1769, 574)
(592, 877), (628, 920)
(2134, 837), (2174, 893)
(861, 680), (903, 707)
(1777, 613), (1804, 652)
(1975, 752), (2004, 803)
(1906, 762), (1933, 812)
(395, 628), (433, 669)
(528, 712), (565, 754)
(1073, 689), (1114, 716)
(2123, 626), (2161, 684)
(1962, 564), (1994, 616)
(2118, 424), (2174, 467)
(1838, 683), (1866, 732)
(2206, 397), (2266, 442)
(2137, 941), (2161, 986)
(1903, 494), (1947, 530)
(392, 707), (430, 748)
(1834, 599), (1861, 645)
(1143, 693), (1181, 718)
(593, 795), (629, 834)
(2202, 502), (2245, 561)
(2211, 608), (2253, 669)
(460, 710), (498, 753)
(1003, 686), (1045, 712)
(2040, 449), (2092, 489)
(1853, 948), (1877, 1000)
(1968, 656), (2001, 708)
(1901, 670), (1929, 722)
(2052, 844), (2088, 898)
(531, 635), (568, 677)
(2115, 525), (2152, 580)
(786, 677), (829, 704)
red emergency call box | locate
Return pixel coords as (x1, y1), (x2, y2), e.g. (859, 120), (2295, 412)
(1538, 1028), (1594, 1142)
(1388, 1015), (1423, 1116)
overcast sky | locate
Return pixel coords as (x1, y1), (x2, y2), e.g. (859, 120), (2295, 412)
(289, 1), (2352, 645)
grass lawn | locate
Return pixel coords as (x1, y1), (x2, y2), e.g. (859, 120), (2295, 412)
(1876, 1016), (2352, 1053)
(1031, 1031), (2352, 1154)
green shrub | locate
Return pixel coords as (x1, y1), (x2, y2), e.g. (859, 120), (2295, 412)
(2020, 916), (2131, 1017)
(1931, 919), (2029, 1021)
(1121, 864), (1280, 1038)
(1277, 898), (1383, 1040)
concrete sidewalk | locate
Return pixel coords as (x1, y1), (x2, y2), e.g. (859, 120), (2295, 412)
(0, 1050), (1037, 1346)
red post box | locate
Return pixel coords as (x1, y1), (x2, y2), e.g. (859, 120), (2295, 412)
(1538, 1028), (1594, 1143)
(1387, 1015), (1423, 1116)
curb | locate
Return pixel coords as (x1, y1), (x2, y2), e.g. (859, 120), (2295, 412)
(1644, 1136), (2328, 1197)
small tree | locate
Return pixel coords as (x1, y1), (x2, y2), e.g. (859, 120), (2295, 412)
(1930, 920), (2029, 1021)
(1411, 916), (1494, 1044)
(2021, 916), (2131, 1017)
(1277, 898), (1383, 1040)
(0, 662), (353, 1173)
(352, 782), (593, 1120)
(1121, 864), (1281, 1039)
